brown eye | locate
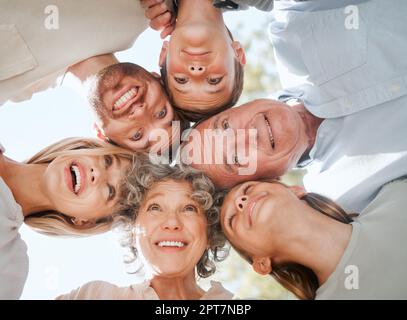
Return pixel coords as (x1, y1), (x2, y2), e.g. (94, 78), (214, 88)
(222, 119), (230, 130)
(174, 77), (188, 84)
(184, 204), (198, 213)
(207, 77), (223, 85)
(131, 131), (142, 141)
(148, 203), (161, 212)
(107, 184), (115, 201)
(157, 107), (167, 119)
(104, 155), (113, 168)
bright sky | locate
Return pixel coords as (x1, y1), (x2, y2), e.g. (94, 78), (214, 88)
(0, 9), (272, 299)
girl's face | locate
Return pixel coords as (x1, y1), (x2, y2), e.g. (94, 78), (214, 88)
(220, 181), (304, 258)
(43, 154), (130, 222)
(135, 179), (208, 277)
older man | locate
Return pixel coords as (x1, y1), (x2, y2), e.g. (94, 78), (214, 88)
(182, 0), (407, 213)
(0, 0), (187, 152)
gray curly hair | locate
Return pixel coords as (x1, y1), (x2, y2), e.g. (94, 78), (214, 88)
(115, 160), (230, 278)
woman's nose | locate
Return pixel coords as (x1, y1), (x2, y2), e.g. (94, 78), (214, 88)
(90, 167), (102, 184)
(161, 213), (182, 231)
(235, 195), (248, 212)
(188, 64), (206, 75)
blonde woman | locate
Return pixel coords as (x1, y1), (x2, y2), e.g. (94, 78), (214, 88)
(58, 163), (232, 300)
(220, 179), (407, 299)
(0, 137), (139, 299)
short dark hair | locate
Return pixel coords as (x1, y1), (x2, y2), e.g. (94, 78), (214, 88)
(160, 27), (244, 122)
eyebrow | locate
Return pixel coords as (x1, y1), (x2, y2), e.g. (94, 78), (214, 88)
(107, 155), (122, 203)
(173, 86), (226, 95)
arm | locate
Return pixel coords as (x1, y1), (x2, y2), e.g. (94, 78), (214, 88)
(67, 54), (119, 84)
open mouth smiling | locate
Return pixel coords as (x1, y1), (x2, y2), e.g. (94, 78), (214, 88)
(263, 114), (275, 149)
(154, 240), (189, 252)
(65, 162), (86, 195)
(111, 86), (143, 116)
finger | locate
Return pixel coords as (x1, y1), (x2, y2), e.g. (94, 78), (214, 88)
(140, 0), (163, 9)
(150, 11), (172, 30)
(160, 23), (175, 39)
(145, 2), (169, 20)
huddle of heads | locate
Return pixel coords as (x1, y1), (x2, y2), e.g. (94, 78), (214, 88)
(45, 20), (352, 300)
(25, 137), (229, 281)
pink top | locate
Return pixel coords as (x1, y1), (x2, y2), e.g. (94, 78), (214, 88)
(57, 280), (234, 300)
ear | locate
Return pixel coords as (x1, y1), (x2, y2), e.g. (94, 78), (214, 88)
(231, 41), (246, 66)
(93, 123), (108, 142)
(71, 218), (96, 228)
(252, 257), (272, 275)
(159, 41), (169, 68)
(289, 185), (307, 199)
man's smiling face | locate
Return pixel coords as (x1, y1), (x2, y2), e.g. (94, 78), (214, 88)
(90, 63), (179, 152)
(184, 99), (308, 189)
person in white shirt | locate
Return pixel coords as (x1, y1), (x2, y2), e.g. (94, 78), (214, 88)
(0, 0), (185, 153)
(58, 163), (233, 300)
(220, 178), (407, 299)
(0, 137), (144, 299)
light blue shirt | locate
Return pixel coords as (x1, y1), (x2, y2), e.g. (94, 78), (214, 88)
(268, 0), (407, 212)
(304, 95), (407, 213)
(269, 0), (407, 118)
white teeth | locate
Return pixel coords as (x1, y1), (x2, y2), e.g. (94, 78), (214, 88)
(158, 241), (186, 248)
(71, 165), (81, 194)
(113, 88), (138, 109)
(264, 117), (275, 148)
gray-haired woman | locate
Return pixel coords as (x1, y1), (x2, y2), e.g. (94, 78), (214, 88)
(58, 163), (232, 300)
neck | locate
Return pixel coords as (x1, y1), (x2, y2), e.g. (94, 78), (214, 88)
(271, 202), (352, 286)
(293, 103), (323, 152)
(150, 272), (205, 300)
(1, 157), (53, 217)
(177, 0), (224, 26)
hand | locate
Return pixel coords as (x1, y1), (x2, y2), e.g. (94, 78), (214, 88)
(141, 0), (175, 39)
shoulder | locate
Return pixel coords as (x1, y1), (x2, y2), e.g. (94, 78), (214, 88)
(202, 281), (234, 300)
(0, 177), (23, 226)
(360, 178), (407, 219)
(56, 280), (150, 300)
(56, 281), (121, 300)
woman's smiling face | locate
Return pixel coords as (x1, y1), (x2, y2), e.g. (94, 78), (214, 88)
(43, 154), (130, 222)
(220, 181), (304, 257)
(134, 179), (208, 277)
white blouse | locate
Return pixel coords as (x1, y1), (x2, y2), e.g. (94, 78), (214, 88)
(0, 175), (28, 299)
(57, 280), (234, 300)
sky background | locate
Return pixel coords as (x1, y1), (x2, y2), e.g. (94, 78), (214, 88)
(0, 8), (274, 299)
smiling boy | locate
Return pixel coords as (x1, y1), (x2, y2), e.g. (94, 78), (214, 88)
(158, 0), (274, 121)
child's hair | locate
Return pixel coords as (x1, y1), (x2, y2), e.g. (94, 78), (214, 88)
(230, 187), (356, 300)
(160, 27), (244, 122)
(24, 137), (139, 238)
(115, 161), (230, 278)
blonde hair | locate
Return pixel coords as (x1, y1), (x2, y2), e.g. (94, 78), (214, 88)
(230, 183), (356, 300)
(24, 137), (139, 238)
